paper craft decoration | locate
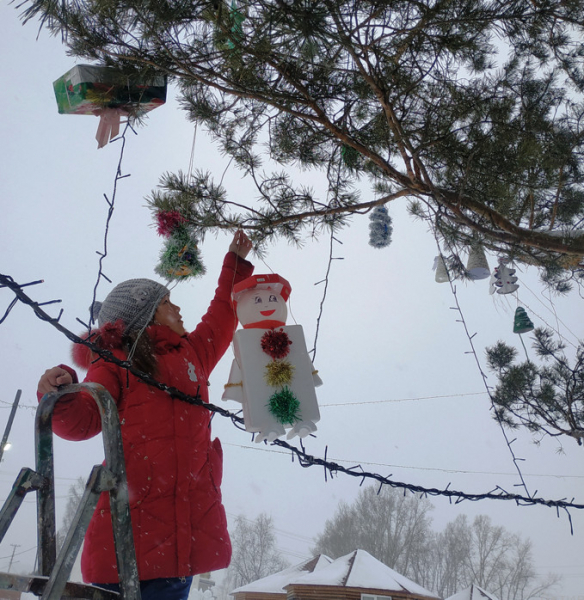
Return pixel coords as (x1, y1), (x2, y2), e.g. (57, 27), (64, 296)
(222, 274), (321, 443)
(154, 211), (205, 281)
(53, 65), (167, 148)
(368, 205), (393, 248)
(466, 246), (490, 280)
(434, 255), (449, 283)
(513, 307), (534, 334)
(489, 261), (519, 294)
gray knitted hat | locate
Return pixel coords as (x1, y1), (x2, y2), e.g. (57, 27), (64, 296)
(92, 278), (169, 334)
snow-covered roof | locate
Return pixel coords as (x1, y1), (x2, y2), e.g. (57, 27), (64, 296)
(231, 554), (333, 595)
(231, 550), (439, 598)
(287, 550), (439, 598)
(446, 584), (500, 600)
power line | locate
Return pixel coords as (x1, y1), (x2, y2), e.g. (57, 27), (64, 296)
(320, 392), (487, 407)
(0, 391), (489, 411)
(223, 442), (582, 479)
(0, 545), (37, 561)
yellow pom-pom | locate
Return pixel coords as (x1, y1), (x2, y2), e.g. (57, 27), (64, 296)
(264, 360), (294, 387)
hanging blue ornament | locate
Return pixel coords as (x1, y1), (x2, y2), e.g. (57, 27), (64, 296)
(368, 205), (393, 248)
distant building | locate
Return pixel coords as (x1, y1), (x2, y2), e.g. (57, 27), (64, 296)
(231, 549), (441, 600)
(446, 584), (500, 600)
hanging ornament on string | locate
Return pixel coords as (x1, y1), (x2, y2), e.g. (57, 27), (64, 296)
(489, 260), (519, 294)
(222, 274), (321, 443)
(340, 144), (362, 169)
(154, 210), (206, 280)
(213, 0), (245, 51)
(466, 245), (490, 280)
(513, 307), (535, 334)
(368, 205), (393, 248)
(433, 255), (450, 283)
(53, 65), (167, 148)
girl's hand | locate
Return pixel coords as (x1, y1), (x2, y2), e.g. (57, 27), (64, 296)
(229, 230), (253, 259)
(38, 366), (73, 395)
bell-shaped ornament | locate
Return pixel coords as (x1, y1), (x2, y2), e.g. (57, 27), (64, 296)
(466, 246), (490, 280)
(513, 307), (534, 334)
(434, 255), (449, 283)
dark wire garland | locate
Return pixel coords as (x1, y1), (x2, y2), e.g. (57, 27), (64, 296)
(1, 273), (583, 523)
(89, 120), (136, 326)
(429, 213), (534, 501)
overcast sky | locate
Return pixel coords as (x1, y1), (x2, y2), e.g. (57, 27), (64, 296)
(0, 4), (582, 599)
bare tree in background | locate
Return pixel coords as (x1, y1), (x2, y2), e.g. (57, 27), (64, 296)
(313, 486), (559, 600)
(226, 513), (289, 590)
(312, 486), (434, 575)
(57, 477), (86, 550)
(428, 515), (473, 598)
(465, 515), (560, 600)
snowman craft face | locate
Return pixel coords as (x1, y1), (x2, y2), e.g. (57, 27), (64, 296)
(236, 288), (288, 328)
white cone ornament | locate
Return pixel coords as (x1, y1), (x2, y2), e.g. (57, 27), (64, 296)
(222, 274), (321, 443)
(434, 255), (449, 283)
(466, 246), (490, 280)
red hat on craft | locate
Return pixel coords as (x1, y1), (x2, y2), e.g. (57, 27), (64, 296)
(232, 274), (292, 303)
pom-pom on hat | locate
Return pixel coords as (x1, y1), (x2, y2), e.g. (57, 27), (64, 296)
(232, 274), (292, 303)
(92, 278), (169, 334)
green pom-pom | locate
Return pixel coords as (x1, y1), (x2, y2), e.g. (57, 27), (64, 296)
(155, 225), (206, 281)
(268, 386), (301, 425)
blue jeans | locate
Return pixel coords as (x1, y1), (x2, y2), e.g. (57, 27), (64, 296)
(95, 576), (193, 600)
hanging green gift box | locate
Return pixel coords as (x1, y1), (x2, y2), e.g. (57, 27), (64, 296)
(53, 65), (167, 147)
(54, 65), (166, 115)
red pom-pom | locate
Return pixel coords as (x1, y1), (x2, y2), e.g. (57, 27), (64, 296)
(260, 328), (292, 360)
(97, 320), (125, 349)
(156, 211), (187, 237)
(71, 320), (126, 368)
(71, 334), (96, 369)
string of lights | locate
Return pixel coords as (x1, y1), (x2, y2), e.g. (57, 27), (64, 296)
(310, 230), (343, 362)
(0, 274), (582, 519)
(430, 213), (534, 502)
(88, 121), (136, 329)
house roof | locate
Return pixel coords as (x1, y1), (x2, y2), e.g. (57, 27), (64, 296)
(287, 550), (440, 598)
(231, 550), (439, 598)
(446, 584), (500, 600)
(231, 554), (333, 595)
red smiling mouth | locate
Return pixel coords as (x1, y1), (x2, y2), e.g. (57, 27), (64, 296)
(260, 309), (276, 316)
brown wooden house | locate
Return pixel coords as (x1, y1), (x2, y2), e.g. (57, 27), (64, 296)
(231, 549), (441, 600)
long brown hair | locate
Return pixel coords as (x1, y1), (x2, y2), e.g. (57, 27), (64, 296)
(124, 330), (158, 377)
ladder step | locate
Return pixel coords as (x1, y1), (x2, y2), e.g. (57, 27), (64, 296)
(0, 572), (120, 599)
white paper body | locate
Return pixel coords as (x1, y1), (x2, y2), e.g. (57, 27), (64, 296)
(223, 324), (321, 442)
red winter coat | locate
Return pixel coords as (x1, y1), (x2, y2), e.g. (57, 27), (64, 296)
(46, 252), (253, 584)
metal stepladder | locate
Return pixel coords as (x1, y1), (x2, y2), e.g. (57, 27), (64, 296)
(0, 384), (141, 599)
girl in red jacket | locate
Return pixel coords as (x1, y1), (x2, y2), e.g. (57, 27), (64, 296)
(37, 231), (254, 600)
